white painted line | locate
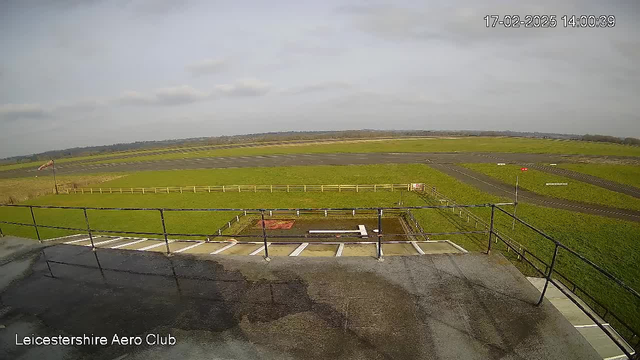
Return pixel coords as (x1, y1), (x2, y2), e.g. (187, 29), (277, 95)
(88, 237), (124, 247)
(604, 354), (629, 360)
(358, 225), (368, 237)
(138, 240), (174, 251)
(174, 241), (205, 253)
(336, 243), (344, 257)
(64, 237), (92, 244)
(411, 241), (426, 255)
(111, 239), (147, 249)
(574, 323), (610, 328)
(211, 243), (236, 255)
(290, 243), (309, 256)
(376, 243), (384, 256)
(44, 233), (83, 242)
(249, 243), (270, 256)
(445, 240), (468, 253)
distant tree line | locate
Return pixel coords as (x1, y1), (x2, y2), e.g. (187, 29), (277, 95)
(581, 134), (640, 146)
(1, 130), (637, 165)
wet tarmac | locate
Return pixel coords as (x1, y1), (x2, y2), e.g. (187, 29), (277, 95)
(0, 236), (601, 359)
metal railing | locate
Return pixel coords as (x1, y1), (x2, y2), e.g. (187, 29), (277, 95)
(67, 183), (422, 195)
(0, 201), (637, 358)
(487, 205), (639, 359)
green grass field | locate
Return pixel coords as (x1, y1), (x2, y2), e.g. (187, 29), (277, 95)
(559, 163), (640, 189)
(461, 163), (640, 211)
(82, 137), (640, 165)
(1, 163), (638, 336)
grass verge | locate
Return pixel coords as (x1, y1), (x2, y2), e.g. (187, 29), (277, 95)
(461, 163), (640, 211)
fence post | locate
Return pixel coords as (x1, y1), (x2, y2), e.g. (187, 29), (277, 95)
(159, 209), (171, 255)
(260, 210), (270, 260)
(28, 206), (42, 243)
(239, 185), (241, 193)
(194, 186), (196, 193)
(271, 185), (273, 193)
(254, 185), (257, 193)
(537, 244), (560, 306)
(208, 186), (211, 193)
(377, 208), (383, 260)
(287, 185), (290, 193)
(487, 205), (495, 254)
(223, 185), (225, 193)
(83, 208), (95, 250)
(321, 185), (324, 192)
(356, 184), (359, 192)
(374, 184), (377, 192)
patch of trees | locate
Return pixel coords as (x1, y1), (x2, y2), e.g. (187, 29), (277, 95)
(581, 134), (640, 146)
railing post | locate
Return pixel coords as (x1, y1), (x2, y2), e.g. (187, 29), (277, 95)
(28, 206), (42, 243)
(159, 209), (171, 255)
(537, 244), (560, 306)
(377, 208), (383, 260)
(83, 208), (95, 250)
(260, 210), (270, 261)
(487, 205), (495, 254)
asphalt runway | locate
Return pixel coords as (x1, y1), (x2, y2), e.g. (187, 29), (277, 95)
(0, 151), (622, 179)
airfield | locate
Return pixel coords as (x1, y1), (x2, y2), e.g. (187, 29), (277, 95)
(1, 136), (639, 359)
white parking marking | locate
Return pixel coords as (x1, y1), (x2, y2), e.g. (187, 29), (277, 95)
(174, 242), (205, 253)
(111, 239), (147, 249)
(211, 243), (236, 254)
(64, 237), (92, 244)
(88, 237), (124, 247)
(138, 240), (174, 251)
(290, 243), (309, 256)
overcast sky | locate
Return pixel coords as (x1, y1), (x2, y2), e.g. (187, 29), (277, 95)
(1, 0), (639, 157)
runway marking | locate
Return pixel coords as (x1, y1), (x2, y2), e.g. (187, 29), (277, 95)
(290, 243), (309, 256)
(111, 239), (147, 249)
(211, 242), (236, 254)
(138, 240), (174, 251)
(174, 241), (205, 253)
(88, 237), (124, 247)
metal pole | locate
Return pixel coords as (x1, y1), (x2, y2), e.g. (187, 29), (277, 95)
(512, 175), (518, 230)
(83, 208), (95, 249)
(377, 208), (383, 260)
(159, 209), (171, 255)
(260, 210), (270, 260)
(487, 205), (495, 254)
(52, 159), (59, 195)
(537, 244), (560, 306)
(30, 206), (41, 242)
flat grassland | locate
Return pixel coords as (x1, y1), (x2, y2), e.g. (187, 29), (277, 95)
(559, 163), (640, 188)
(0, 173), (125, 205)
(84, 137), (640, 165)
(1, 163), (638, 336)
(461, 163), (640, 211)
(0, 137), (630, 171)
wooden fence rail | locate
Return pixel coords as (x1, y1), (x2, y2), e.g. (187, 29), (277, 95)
(68, 183), (424, 195)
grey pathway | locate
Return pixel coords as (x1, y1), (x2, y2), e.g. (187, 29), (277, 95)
(429, 163), (640, 223)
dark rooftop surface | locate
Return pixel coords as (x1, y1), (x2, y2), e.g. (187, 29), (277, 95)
(0, 236), (600, 360)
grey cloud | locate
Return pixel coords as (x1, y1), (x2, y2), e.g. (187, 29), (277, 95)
(115, 86), (210, 106)
(282, 41), (346, 57)
(0, 103), (49, 122)
(215, 79), (271, 97)
(282, 82), (353, 95)
(186, 58), (227, 75)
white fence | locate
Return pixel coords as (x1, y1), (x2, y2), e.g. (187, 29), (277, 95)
(69, 183), (424, 195)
